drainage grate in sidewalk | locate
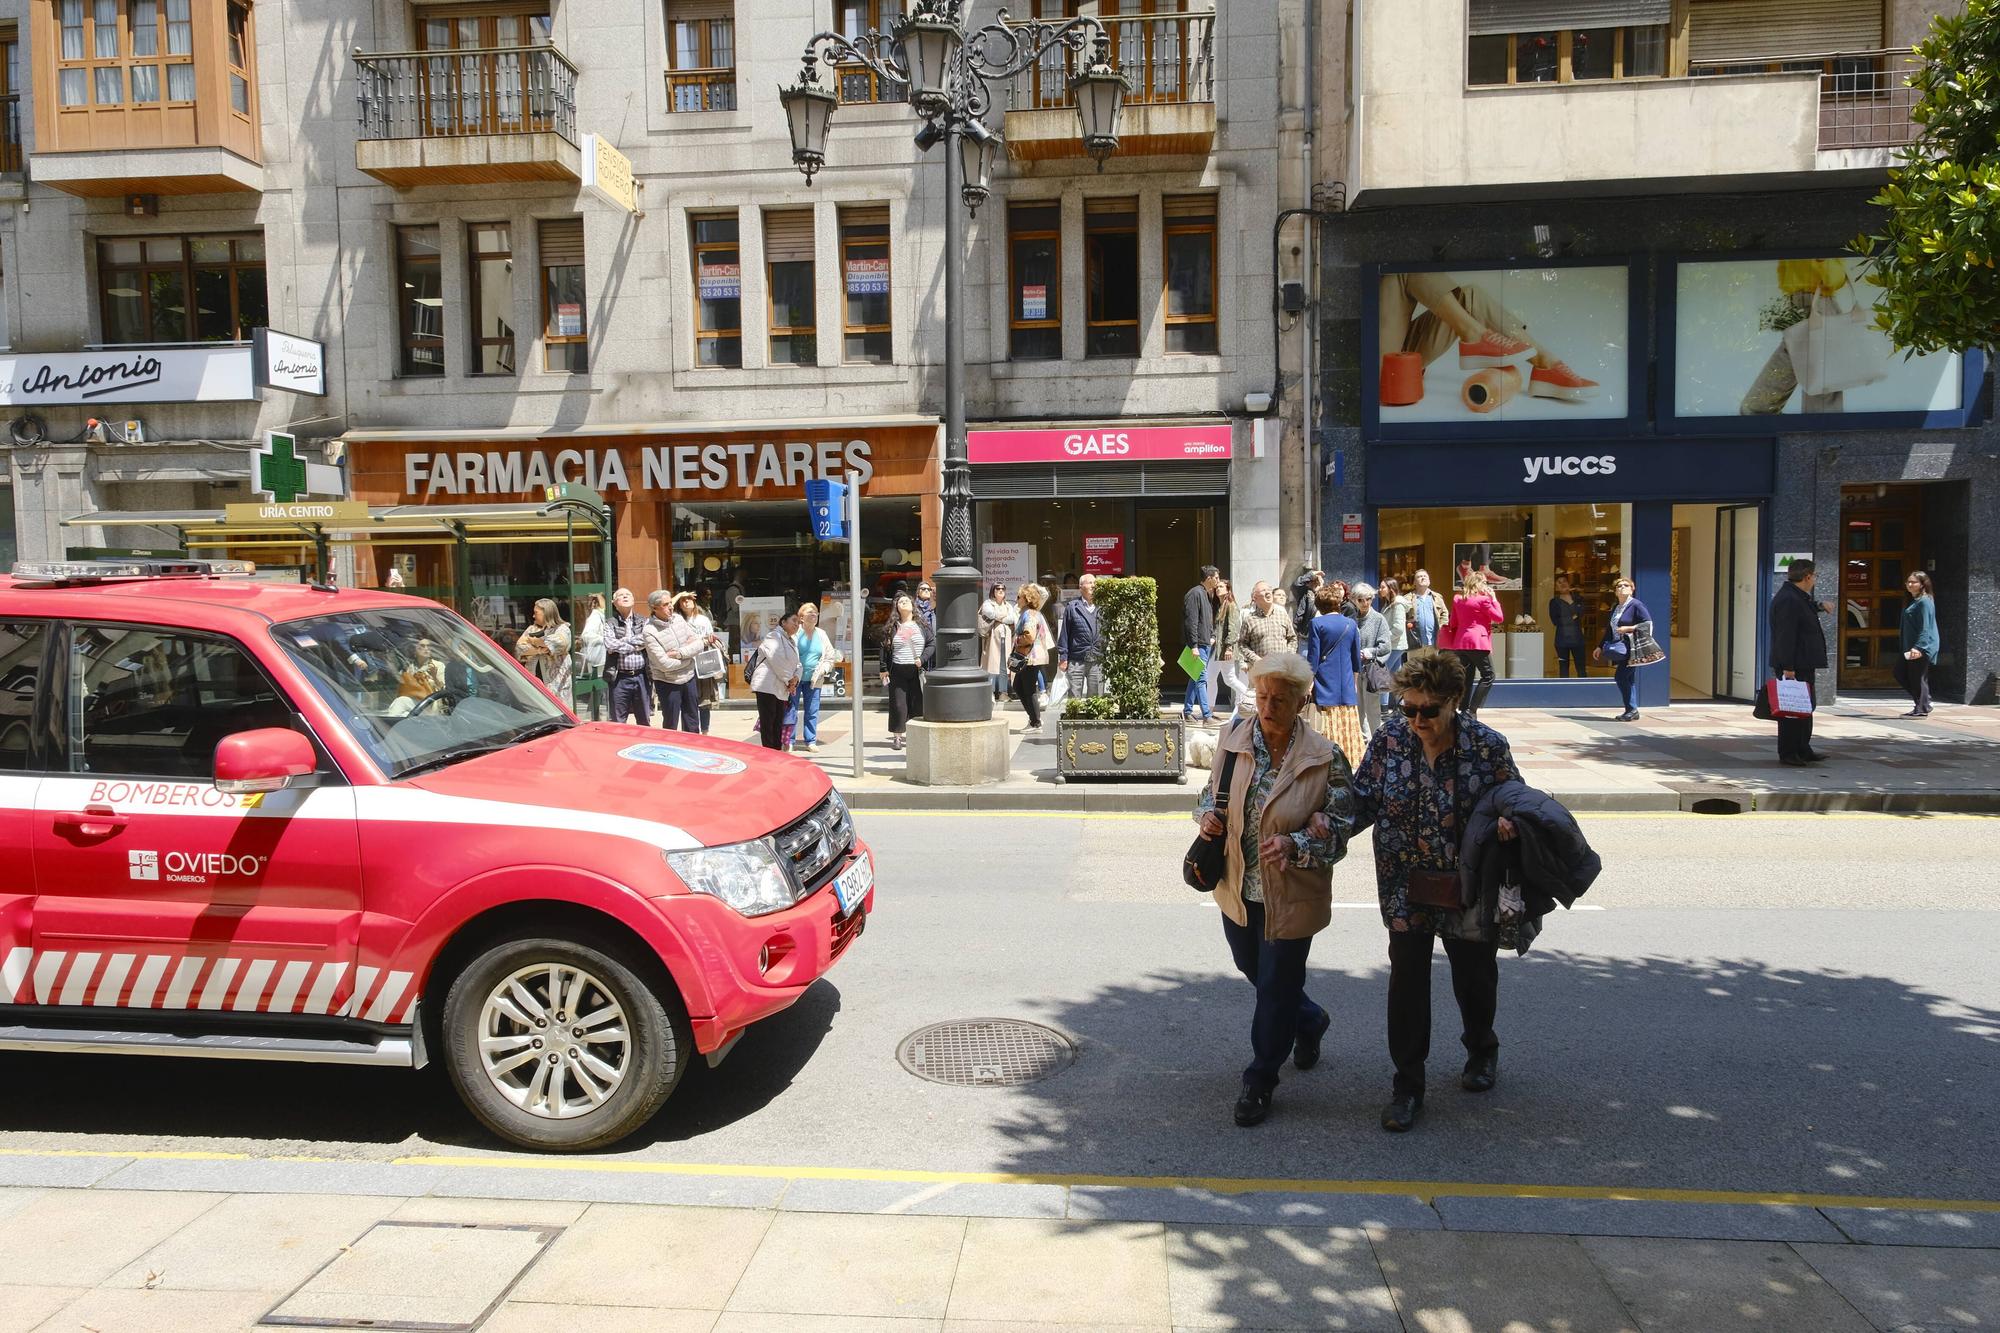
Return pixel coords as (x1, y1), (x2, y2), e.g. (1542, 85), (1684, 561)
(898, 1018), (1078, 1087)
(261, 1220), (561, 1331)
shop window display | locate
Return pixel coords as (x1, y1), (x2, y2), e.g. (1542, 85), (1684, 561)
(1376, 503), (1631, 679)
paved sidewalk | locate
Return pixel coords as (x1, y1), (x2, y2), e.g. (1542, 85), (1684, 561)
(685, 694), (2000, 813)
(1, 1170), (1995, 1332)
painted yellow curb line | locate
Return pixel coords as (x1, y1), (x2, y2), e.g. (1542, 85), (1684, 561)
(7, 1145), (1995, 1214)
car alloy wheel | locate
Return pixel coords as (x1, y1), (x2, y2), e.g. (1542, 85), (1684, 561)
(477, 962), (630, 1119)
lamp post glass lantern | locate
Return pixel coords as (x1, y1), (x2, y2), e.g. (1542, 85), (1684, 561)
(778, 7), (1122, 726)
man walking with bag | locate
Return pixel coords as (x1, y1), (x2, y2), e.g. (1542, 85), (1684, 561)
(1182, 566), (1221, 723)
(1769, 559), (1831, 767)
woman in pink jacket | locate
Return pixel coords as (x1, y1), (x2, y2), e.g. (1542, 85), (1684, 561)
(1448, 574), (1505, 716)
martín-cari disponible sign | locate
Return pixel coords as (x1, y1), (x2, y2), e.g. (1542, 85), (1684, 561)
(0, 346), (255, 405)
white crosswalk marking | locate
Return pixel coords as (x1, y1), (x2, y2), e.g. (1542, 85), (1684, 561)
(93, 954), (136, 1006)
(58, 953), (102, 1007)
(232, 958), (277, 1012)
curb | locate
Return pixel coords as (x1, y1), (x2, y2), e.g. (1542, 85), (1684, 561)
(841, 785), (2000, 815)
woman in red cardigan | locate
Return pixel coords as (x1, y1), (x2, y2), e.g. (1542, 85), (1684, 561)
(1446, 573), (1505, 716)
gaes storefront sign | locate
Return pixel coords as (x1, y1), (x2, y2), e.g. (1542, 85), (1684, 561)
(0, 346), (255, 406)
(405, 439), (877, 498)
(966, 424), (1232, 464)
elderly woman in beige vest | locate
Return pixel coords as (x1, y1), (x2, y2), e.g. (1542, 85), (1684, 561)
(1194, 650), (1357, 1128)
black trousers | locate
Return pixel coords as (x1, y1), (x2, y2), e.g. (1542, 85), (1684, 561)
(1222, 901), (1327, 1092)
(1776, 668), (1817, 760)
(1893, 653), (1932, 713)
(1387, 928), (1500, 1100)
(886, 661), (924, 734)
(607, 672), (652, 726)
(755, 689), (788, 750)
(1554, 645), (1589, 677)
(655, 677), (699, 732)
(1454, 650), (1494, 714)
(1013, 662), (1043, 727)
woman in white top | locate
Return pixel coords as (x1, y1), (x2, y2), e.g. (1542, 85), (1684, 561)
(751, 607), (803, 751)
(579, 593), (607, 677)
(1012, 584), (1054, 733)
(685, 595), (721, 733)
(979, 583), (1014, 703)
(878, 594), (929, 751)
(514, 598), (574, 708)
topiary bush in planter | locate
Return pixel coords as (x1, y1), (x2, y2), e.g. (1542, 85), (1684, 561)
(1057, 576), (1186, 782)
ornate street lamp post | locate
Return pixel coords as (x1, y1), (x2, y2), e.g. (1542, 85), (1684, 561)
(781, 0), (1124, 727)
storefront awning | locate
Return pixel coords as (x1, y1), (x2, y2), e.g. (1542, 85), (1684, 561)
(62, 500), (607, 542)
(339, 413), (941, 445)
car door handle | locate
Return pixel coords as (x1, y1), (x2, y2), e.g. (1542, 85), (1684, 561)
(54, 806), (129, 838)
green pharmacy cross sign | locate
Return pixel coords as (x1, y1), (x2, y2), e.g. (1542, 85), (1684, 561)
(256, 432), (310, 503)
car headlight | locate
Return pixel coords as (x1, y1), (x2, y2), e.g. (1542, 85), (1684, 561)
(666, 839), (798, 917)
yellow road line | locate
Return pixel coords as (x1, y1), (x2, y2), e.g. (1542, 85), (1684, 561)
(5, 1144), (1993, 1212)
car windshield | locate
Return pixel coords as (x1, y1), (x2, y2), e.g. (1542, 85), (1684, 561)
(272, 607), (568, 779)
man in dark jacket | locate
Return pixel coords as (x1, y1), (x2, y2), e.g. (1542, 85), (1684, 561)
(1181, 566), (1220, 722)
(1769, 558), (1831, 765)
(1290, 566), (1324, 643)
(1059, 572), (1106, 698)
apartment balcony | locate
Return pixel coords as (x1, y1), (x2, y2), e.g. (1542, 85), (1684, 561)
(1004, 12), (1215, 163)
(354, 45), (581, 188)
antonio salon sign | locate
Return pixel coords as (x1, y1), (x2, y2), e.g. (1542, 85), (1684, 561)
(0, 346), (256, 406)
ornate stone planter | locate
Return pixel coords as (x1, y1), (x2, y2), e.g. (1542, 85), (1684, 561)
(1055, 717), (1187, 783)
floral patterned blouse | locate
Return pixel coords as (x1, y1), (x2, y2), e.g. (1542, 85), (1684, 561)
(1348, 713), (1520, 937)
(1194, 719), (1355, 904)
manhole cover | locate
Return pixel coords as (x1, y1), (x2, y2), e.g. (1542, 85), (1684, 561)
(898, 1018), (1078, 1087)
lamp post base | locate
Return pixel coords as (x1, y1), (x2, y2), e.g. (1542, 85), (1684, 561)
(902, 717), (1011, 787)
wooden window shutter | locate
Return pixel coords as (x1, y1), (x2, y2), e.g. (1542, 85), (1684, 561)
(1687, 0), (1883, 63)
(666, 0), (733, 21)
(764, 209), (815, 263)
(1468, 0), (1672, 35)
(538, 217), (585, 266)
(1164, 194), (1216, 220)
(840, 204), (890, 228)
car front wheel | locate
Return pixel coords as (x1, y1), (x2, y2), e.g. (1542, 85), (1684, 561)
(442, 934), (688, 1151)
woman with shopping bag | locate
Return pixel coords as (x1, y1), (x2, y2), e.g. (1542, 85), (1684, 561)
(1592, 578), (1659, 723)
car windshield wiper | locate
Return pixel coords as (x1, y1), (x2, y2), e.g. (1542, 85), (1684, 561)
(510, 717), (574, 744)
(395, 740), (514, 779)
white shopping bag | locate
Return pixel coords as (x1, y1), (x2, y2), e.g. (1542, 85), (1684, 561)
(1046, 670), (1070, 711)
(1784, 291), (1891, 398)
(1770, 677), (1815, 717)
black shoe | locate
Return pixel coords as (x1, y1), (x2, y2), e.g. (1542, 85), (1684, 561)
(1802, 750), (1828, 763)
(1900, 709), (1923, 718)
(1234, 1087), (1273, 1127)
(1380, 1093), (1422, 1132)
(1461, 1051), (1498, 1093)
(1780, 755), (1810, 768)
(1617, 709), (1640, 722)
(1294, 1014), (1331, 1071)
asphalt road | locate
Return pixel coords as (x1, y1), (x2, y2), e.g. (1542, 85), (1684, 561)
(3, 810), (1997, 1207)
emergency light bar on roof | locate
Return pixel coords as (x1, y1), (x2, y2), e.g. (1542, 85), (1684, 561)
(10, 558), (255, 584)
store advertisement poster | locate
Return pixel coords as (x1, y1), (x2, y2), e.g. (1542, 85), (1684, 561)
(846, 256), (889, 295)
(735, 597), (787, 660)
(699, 260), (741, 302)
(1672, 257), (1962, 418)
(1453, 541), (1524, 592)
(983, 541), (1036, 588)
(555, 303), (582, 337)
(1082, 534), (1125, 576)
(817, 598), (848, 653)
(1375, 265), (1630, 424)
(1021, 284), (1048, 321)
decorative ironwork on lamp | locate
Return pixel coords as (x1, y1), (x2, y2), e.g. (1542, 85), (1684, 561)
(1070, 32), (1126, 170)
(778, 56), (838, 184)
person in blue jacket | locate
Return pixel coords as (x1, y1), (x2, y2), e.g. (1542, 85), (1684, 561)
(1593, 577), (1652, 723)
(1303, 584), (1366, 766)
(1896, 570), (1941, 718)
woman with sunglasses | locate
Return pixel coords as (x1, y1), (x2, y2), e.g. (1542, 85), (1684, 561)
(1332, 648), (1520, 1134)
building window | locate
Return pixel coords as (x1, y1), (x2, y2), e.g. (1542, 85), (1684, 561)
(1084, 197), (1138, 359)
(835, 1), (906, 104)
(56, 0), (204, 109)
(225, 1), (250, 114)
(1468, 23), (1671, 85)
(1163, 194), (1216, 355)
(1008, 201), (1060, 361)
(1, 24), (22, 173)
(98, 232), (267, 345)
(763, 209), (816, 366)
(538, 217), (587, 373)
(666, 1), (736, 112)
(395, 225), (444, 377)
(840, 204), (891, 364)
(691, 212), (742, 368)
(468, 222), (515, 376)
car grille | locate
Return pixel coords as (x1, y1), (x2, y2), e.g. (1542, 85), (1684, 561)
(775, 791), (855, 899)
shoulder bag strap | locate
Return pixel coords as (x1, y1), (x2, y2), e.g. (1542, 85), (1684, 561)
(1215, 726), (1244, 815)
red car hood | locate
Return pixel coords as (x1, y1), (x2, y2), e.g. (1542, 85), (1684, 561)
(401, 722), (833, 849)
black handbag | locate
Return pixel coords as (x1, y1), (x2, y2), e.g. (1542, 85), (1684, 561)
(1184, 742), (1242, 892)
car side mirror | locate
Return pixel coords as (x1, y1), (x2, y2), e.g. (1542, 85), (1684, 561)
(214, 727), (317, 795)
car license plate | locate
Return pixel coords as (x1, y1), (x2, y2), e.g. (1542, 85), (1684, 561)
(832, 852), (873, 915)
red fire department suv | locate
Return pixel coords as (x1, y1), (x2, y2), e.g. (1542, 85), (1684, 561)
(0, 560), (873, 1150)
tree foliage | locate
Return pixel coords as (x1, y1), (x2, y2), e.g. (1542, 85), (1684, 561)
(1854, 0), (2000, 355)
(1062, 576), (1162, 722)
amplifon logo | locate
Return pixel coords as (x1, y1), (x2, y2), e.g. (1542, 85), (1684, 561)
(1523, 454), (1618, 484)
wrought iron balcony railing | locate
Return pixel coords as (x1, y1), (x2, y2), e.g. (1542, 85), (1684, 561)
(1008, 11), (1215, 112)
(356, 44), (579, 145)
